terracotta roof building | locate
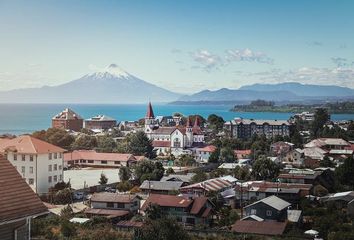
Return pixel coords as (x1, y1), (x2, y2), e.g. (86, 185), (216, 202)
(141, 194), (213, 226)
(232, 220), (287, 236)
(0, 156), (48, 240)
(52, 108), (83, 131)
(64, 150), (138, 168)
(0, 135), (65, 194)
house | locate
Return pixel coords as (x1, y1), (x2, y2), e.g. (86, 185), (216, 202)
(233, 181), (312, 205)
(234, 149), (251, 159)
(270, 141), (295, 162)
(52, 108), (83, 132)
(0, 156), (48, 240)
(244, 195), (291, 221)
(64, 150), (138, 168)
(179, 177), (233, 197)
(160, 173), (196, 185)
(85, 192), (140, 220)
(141, 194), (214, 226)
(139, 180), (185, 194)
(144, 102), (205, 156)
(155, 115), (181, 127)
(278, 168), (335, 192)
(283, 148), (304, 167)
(231, 220), (287, 236)
(195, 145), (216, 163)
(320, 191), (354, 209)
(0, 135), (65, 194)
(303, 147), (328, 168)
(84, 115), (117, 130)
(224, 117), (290, 139)
(304, 138), (350, 151)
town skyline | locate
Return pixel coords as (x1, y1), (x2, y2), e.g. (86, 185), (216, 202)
(1, 0), (354, 93)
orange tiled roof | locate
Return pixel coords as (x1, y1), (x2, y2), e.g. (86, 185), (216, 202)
(0, 156), (48, 222)
(64, 150), (136, 162)
(0, 135), (65, 154)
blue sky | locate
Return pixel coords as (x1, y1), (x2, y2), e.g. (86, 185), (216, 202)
(0, 0), (353, 93)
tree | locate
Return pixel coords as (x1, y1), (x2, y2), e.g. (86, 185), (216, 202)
(61, 220), (76, 238)
(116, 181), (133, 192)
(320, 156), (335, 168)
(191, 169), (208, 183)
(250, 135), (270, 160)
(119, 166), (132, 182)
(208, 147), (220, 163)
(252, 155), (280, 181)
(166, 167), (175, 175)
(71, 134), (97, 150)
(52, 188), (72, 204)
(336, 156), (354, 189)
(140, 218), (190, 240)
(32, 128), (75, 149)
(312, 108), (329, 138)
(99, 173), (108, 185)
(219, 147), (236, 163)
(207, 114), (225, 132)
(96, 135), (117, 152)
(145, 204), (162, 220)
(177, 154), (195, 167)
(134, 161), (165, 183)
(233, 165), (251, 181)
(126, 131), (156, 159)
(218, 206), (239, 227)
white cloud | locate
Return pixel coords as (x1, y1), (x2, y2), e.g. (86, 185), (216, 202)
(190, 50), (223, 71)
(225, 48), (274, 64)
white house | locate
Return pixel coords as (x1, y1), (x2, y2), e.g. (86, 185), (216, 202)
(0, 135), (65, 195)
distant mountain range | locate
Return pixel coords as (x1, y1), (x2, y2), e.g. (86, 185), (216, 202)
(0, 64), (181, 103)
(0, 67), (353, 104)
(171, 82), (354, 105)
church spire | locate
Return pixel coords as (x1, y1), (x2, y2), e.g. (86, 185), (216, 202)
(145, 101), (155, 119)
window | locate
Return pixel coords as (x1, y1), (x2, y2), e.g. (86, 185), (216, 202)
(29, 178), (34, 185)
(266, 210), (272, 216)
(29, 167), (33, 174)
(21, 166), (25, 173)
(250, 209), (257, 215)
(49, 153), (52, 160)
(54, 153), (57, 159)
(53, 175), (57, 182)
(88, 160), (94, 164)
(186, 218), (195, 225)
(48, 165), (52, 171)
(14, 154), (17, 161)
(101, 160), (107, 164)
(117, 203), (125, 209)
(114, 161), (120, 164)
(173, 138), (181, 148)
(48, 176), (52, 183)
(59, 152), (62, 158)
(59, 174), (63, 181)
(30, 155), (33, 162)
(59, 165), (62, 170)
(107, 202), (114, 208)
(22, 154), (25, 161)
(54, 164), (57, 171)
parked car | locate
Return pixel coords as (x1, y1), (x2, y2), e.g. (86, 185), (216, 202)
(73, 191), (84, 200)
(104, 187), (116, 193)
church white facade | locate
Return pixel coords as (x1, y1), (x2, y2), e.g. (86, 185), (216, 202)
(144, 102), (205, 156)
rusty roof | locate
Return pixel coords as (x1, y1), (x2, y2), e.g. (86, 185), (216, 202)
(0, 157), (48, 222)
(141, 194), (193, 210)
(0, 135), (65, 154)
(84, 208), (129, 217)
(90, 192), (138, 203)
(232, 220), (287, 235)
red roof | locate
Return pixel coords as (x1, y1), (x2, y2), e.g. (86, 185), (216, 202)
(145, 102), (155, 118)
(194, 116), (201, 128)
(0, 135), (65, 154)
(64, 150), (136, 162)
(186, 116), (193, 128)
(141, 194), (192, 210)
(232, 220), (287, 235)
(0, 157), (48, 222)
(190, 197), (208, 214)
(198, 145), (216, 153)
(91, 192), (138, 203)
(84, 208), (129, 217)
(152, 140), (171, 148)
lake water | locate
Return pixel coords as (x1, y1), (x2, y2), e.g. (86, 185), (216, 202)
(0, 103), (353, 135)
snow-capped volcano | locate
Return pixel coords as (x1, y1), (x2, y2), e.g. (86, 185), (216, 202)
(0, 64), (181, 104)
(88, 64), (131, 79)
